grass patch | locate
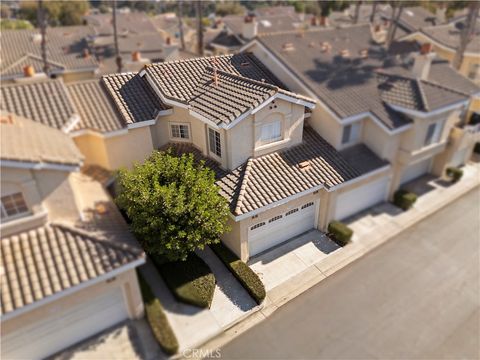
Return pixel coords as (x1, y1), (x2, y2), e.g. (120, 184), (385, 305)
(210, 243), (265, 304)
(137, 272), (179, 355)
(153, 253), (216, 308)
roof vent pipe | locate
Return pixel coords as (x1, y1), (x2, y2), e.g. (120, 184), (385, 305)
(242, 15), (258, 40)
(23, 65), (35, 77)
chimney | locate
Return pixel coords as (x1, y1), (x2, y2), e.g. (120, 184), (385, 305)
(436, 4), (446, 23)
(82, 48), (90, 58)
(242, 15), (258, 40)
(166, 36), (171, 45)
(412, 43), (435, 80)
(23, 65), (35, 77)
(132, 51), (141, 62)
(310, 16), (317, 26)
(320, 16), (328, 26)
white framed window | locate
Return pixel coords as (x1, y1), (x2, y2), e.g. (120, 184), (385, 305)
(1, 192), (28, 220)
(342, 122), (361, 145)
(208, 128), (222, 158)
(260, 120), (282, 144)
(424, 121), (442, 146)
(170, 123), (190, 140)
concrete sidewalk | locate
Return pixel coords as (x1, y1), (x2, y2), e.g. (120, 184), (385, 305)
(139, 247), (259, 353)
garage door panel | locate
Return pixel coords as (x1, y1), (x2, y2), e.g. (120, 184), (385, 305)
(2, 288), (128, 360)
(335, 176), (389, 221)
(248, 201), (316, 257)
(451, 148), (468, 167)
(400, 158), (432, 185)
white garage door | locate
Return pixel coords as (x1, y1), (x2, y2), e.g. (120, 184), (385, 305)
(248, 201), (317, 257)
(400, 158), (432, 185)
(451, 148), (468, 167)
(334, 175), (389, 221)
(2, 288), (129, 360)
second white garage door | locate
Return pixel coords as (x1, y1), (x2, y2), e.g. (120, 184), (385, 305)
(2, 288), (129, 360)
(334, 176), (389, 221)
(248, 200), (317, 257)
(400, 158), (432, 185)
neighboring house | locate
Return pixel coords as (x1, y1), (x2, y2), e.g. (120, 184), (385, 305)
(401, 18), (480, 83)
(84, 11), (180, 74)
(241, 24), (479, 229)
(209, 11), (307, 55)
(0, 26), (99, 83)
(0, 112), (145, 360)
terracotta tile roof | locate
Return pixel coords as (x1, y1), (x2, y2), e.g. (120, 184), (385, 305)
(0, 79), (76, 130)
(0, 112), (83, 166)
(67, 79), (125, 133)
(145, 54), (313, 125)
(162, 127), (387, 216)
(0, 26), (98, 79)
(340, 144), (390, 174)
(0, 222), (144, 315)
(102, 72), (169, 124)
(420, 19), (480, 53)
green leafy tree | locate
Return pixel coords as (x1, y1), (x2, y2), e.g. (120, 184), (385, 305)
(215, 2), (245, 16)
(18, 1), (89, 27)
(0, 19), (34, 29)
(116, 150), (231, 262)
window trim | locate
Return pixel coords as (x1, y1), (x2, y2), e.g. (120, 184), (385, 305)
(259, 119), (283, 145)
(1, 192), (29, 221)
(341, 121), (362, 145)
(169, 122), (191, 141)
(208, 127), (222, 159)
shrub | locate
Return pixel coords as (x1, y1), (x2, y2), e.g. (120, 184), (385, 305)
(137, 272), (179, 355)
(153, 253), (216, 308)
(210, 243), (265, 304)
(473, 142), (480, 154)
(446, 167), (463, 183)
(393, 189), (417, 210)
(328, 221), (353, 246)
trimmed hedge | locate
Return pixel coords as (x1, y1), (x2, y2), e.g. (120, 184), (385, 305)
(210, 243), (265, 304)
(393, 189), (417, 210)
(446, 167), (463, 183)
(153, 253), (216, 308)
(328, 221), (353, 246)
(474, 142), (480, 155)
(137, 272), (179, 355)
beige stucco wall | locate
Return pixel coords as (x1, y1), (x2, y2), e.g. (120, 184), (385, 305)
(308, 103), (343, 148)
(73, 126), (154, 171)
(0, 167), (80, 224)
(1, 268), (143, 334)
(363, 118), (401, 162)
(61, 70), (98, 83)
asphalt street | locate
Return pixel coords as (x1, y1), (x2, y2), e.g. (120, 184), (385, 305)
(220, 187), (480, 359)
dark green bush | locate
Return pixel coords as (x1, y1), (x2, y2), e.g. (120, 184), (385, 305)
(446, 167), (463, 183)
(137, 272), (179, 355)
(474, 142), (480, 154)
(393, 189), (417, 210)
(153, 253), (216, 308)
(328, 221), (353, 246)
(210, 243), (265, 304)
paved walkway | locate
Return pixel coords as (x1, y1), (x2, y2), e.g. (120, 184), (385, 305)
(139, 247), (258, 353)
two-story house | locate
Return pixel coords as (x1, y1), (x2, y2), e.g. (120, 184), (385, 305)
(0, 112), (145, 360)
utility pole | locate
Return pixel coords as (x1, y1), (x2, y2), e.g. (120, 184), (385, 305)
(38, 0), (49, 74)
(386, 2), (403, 49)
(178, 0), (185, 51)
(113, 0), (122, 73)
(370, 1), (378, 23)
(196, 1), (204, 56)
(453, 1), (479, 70)
(353, 1), (362, 24)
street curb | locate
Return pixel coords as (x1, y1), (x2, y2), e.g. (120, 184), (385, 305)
(190, 179), (479, 356)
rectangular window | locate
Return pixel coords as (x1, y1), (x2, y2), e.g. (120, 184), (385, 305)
(424, 123), (437, 146)
(342, 122), (361, 145)
(260, 120), (282, 144)
(1, 192), (28, 219)
(170, 123), (190, 139)
(208, 128), (222, 157)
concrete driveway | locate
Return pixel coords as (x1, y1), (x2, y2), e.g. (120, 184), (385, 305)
(220, 187), (480, 359)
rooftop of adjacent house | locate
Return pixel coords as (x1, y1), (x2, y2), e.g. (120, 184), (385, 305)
(162, 126), (387, 216)
(0, 79), (76, 130)
(255, 24), (478, 129)
(84, 11), (158, 36)
(0, 112), (83, 167)
(102, 72), (169, 124)
(0, 26), (98, 79)
(420, 18), (480, 53)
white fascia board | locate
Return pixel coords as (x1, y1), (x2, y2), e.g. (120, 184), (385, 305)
(340, 111), (413, 135)
(276, 93), (316, 108)
(0, 160), (80, 172)
(233, 184), (324, 222)
(157, 108), (174, 117)
(189, 110), (222, 130)
(127, 119), (156, 129)
(388, 99), (469, 119)
(0, 257), (145, 322)
(403, 31), (478, 57)
(327, 164), (391, 192)
(69, 128), (129, 139)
